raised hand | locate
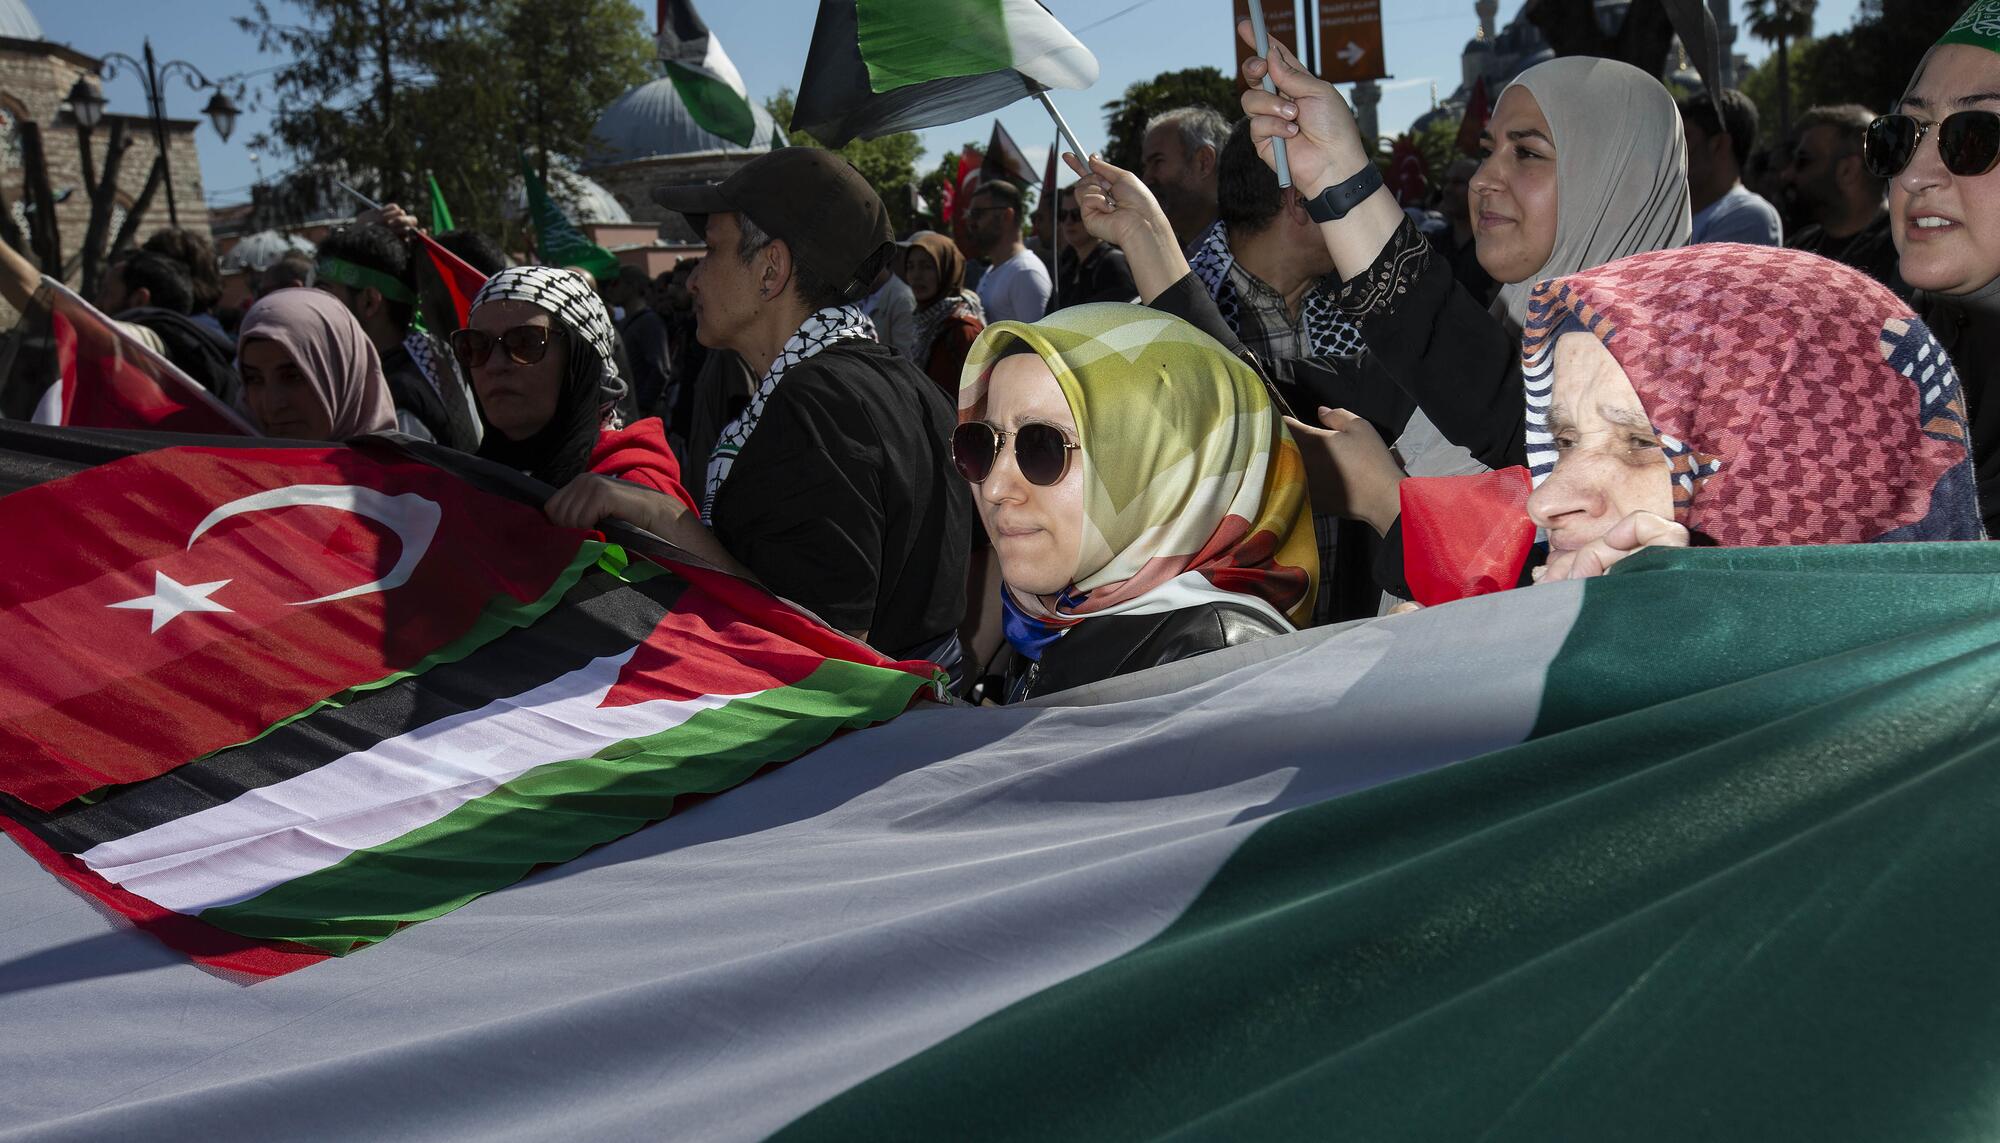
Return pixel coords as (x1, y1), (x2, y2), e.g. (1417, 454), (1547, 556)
(1236, 18), (1370, 197)
(1532, 510), (1689, 583)
(1060, 150), (1191, 302)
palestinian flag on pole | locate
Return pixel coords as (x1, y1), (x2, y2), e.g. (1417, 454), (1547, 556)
(0, 432), (937, 975)
(793, 0), (1099, 147)
(658, 0), (758, 146)
(0, 278), (253, 434)
(9, 539), (2000, 1135)
(413, 231), (489, 333)
(521, 154), (621, 282)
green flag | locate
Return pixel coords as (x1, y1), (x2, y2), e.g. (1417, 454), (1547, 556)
(520, 155), (620, 282)
(427, 174), (454, 234)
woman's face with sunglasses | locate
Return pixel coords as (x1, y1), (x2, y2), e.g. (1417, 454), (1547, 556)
(961, 352), (1085, 596)
(1889, 45), (2000, 295)
(458, 299), (566, 442)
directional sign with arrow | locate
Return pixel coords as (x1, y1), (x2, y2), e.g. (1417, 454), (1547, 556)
(1319, 0), (1386, 85)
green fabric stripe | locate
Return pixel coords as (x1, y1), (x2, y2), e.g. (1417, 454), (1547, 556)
(664, 61), (758, 147)
(200, 657), (926, 953)
(856, 0), (1013, 93)
(778, 543), (2000, 1139)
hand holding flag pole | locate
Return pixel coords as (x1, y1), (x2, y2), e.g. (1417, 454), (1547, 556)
(1245, 2), (1292, 190)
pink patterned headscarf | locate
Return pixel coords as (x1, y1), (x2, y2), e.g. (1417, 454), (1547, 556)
(1521, 244), (1982, 545)
(238, 287), (395, 439)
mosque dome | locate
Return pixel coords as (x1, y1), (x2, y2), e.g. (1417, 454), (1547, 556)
(509, 165), (632, 224)
(587, 73), (780, 167)
(0, 0), (41, 40)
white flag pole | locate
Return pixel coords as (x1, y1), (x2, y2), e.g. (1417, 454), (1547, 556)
(1246, 2), (1293, 189)
(1049, 130), (1061, 311)
(1034, 91), (1087, 164)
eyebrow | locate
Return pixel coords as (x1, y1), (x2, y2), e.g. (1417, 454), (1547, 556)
(1599, 404), (1654, 432)
(1506, 128), (1553, 145)
(1957, 92), (2000, 107)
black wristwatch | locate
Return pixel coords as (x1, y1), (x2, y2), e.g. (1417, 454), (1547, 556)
(1303, 164), (1384, 223)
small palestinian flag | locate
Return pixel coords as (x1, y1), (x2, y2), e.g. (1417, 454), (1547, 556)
(981, 119), (1039, 187)
(0, 435), (939, 975)
(413, 230), (489, 334)
(794, 0), (1099, 147)
(0, 278), (253, 435)
(658, 0), (758, 147)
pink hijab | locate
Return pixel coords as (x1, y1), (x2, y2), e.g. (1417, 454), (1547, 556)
(238, 288), (395, 438)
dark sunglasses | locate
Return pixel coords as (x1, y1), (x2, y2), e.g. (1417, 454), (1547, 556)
(952, 421), (1080, 486)
(1057, 209), (1083, 222)
(449, 325), (561, 369)
(1863, 111), (2000, 178)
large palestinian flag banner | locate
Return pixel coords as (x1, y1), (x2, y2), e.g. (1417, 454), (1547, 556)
(0, 430), (938, 976)
(4, 426), (1998, 1137)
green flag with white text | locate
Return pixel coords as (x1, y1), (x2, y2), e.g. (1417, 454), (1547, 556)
(520, 155), (619, 282)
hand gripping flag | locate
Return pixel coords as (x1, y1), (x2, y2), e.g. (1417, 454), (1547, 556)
(658, 0), (759, 146)
(0, 434), (940, 976)
(793, 0), (1099, 147)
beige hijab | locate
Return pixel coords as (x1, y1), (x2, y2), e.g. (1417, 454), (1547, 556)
(1490, 56), (1692, 329)
(238, 287), (395, 439)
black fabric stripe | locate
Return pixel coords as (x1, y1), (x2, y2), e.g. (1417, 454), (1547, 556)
(2, 570), (684, 853)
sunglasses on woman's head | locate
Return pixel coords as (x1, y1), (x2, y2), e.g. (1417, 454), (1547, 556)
(1863, 110), (2000, 178)
(449, 325), (560, 369)
(952, 421), (1080, 486)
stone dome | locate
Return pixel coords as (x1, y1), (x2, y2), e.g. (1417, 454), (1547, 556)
(510, 167), (632, 224)
(0, 0), (40, 40)
(587, 73), (780, 167)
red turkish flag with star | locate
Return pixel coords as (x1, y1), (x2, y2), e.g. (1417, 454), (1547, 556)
(0, 445), (592, 810)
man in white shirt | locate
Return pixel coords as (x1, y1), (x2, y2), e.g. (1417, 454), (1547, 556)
(862, 263), (917, 356)
(966, 180), (1051, 324)
(1679, 89), (1784, 246)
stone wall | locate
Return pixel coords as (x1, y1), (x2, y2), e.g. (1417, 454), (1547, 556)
(0, 36), (210, 294)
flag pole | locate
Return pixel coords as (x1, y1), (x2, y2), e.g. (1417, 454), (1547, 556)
(1034, 92), (1087, 162)
(333, 179), (385, 213)
(1245, 2), (1293, 189)
(1049, 130), (1061, 311)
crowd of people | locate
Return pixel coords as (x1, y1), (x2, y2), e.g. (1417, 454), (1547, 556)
(10, 2), (2000, 706)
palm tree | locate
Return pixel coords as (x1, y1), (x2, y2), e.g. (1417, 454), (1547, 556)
(1745, 0), (1818, 147)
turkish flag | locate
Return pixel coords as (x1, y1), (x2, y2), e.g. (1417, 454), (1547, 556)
(0, 445), (593, 810)
(1399, 468), (1535, 608)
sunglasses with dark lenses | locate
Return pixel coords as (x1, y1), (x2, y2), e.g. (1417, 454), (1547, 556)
(1057, 209), (1083, 222)
(449, 325), (560, 369)
(1864, 111), (2000, 179)
(951, 421), (1080, 486)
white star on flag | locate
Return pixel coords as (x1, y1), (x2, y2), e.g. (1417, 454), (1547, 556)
(108, 571), (235, 633)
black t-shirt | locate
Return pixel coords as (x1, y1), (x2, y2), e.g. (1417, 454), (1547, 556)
(1788, 212), (1907, 297)
(707, 339), (974, 658)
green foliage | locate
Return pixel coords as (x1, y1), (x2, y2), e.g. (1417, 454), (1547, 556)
(1737, 0), (1965, 149)
(240, 0), (652, 241)
(765, 89), (926, 235)
(1099, 66), (1239, 171)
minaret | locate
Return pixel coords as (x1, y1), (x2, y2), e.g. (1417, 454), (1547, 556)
(1350, 79), (1381, 153)
(1709, 0), (1738, 87)
(1475, 0), (1498, 42)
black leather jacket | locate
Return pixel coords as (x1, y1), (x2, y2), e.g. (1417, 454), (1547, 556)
(1004, 601), (1289, 703)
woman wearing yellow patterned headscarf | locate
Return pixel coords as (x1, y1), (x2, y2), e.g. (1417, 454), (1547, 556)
(953, 302), (1318, 701)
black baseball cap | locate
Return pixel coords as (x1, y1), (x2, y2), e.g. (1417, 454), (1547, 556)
(653, 148), (893, 303)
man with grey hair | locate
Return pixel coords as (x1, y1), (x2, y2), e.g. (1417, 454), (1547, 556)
(1141, 105), (1229, 252)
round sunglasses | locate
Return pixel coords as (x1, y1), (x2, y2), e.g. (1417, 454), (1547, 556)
(449, 325), (563, 369)
(1863, 110), (2000, 179)
(951, 421), (1080, 486)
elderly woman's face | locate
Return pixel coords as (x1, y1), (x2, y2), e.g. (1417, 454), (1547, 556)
(902, 246), (942, 305)
(1472, 86), (1560, 284)
(239, 336), (335, 441)
(1892, 45), (2000, 295)
(467, 298), (565, 442)
(1526, 332), (1674, 553)
(973, 352), (1085, 597)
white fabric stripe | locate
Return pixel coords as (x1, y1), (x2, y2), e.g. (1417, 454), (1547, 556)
(78, 649), (757, 914)
(1001, 0), (1101, 89)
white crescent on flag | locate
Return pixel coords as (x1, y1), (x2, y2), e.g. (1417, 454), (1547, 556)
(186, 484), (442, 606)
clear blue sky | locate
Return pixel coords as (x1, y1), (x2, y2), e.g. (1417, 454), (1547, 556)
(35, 0), (1867, 209)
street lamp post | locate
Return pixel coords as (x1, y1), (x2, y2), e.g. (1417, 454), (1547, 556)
(79, 39), (242, 229)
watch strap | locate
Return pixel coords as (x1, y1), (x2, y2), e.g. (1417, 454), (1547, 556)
(1304, 164), (1385, 223)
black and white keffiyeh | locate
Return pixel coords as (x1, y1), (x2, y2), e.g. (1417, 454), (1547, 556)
(703, 304), (877, 515)
(469, 265), (629, 488)
(1188, 221), (1366, 359)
